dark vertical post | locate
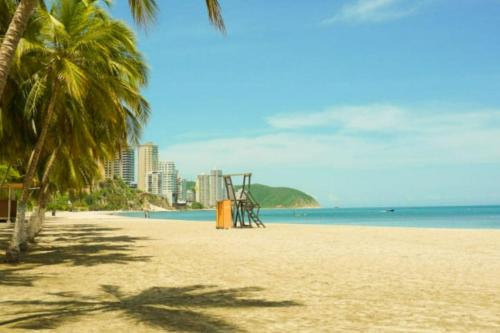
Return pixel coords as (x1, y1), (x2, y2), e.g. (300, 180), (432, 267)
(7, 186), (11, 224)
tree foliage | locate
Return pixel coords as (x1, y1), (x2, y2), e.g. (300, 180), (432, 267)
(47, 178), (171, 211)
(190, 202), (204, 209)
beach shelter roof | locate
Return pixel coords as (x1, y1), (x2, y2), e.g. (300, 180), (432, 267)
(0, 183), (23, 190)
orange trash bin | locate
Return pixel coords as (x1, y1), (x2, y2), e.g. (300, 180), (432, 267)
(216, 200), (232, 229)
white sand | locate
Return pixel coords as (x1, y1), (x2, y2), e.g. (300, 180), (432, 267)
(0, 212), (499, 332)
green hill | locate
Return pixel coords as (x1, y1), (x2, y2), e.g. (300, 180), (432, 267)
(186, 180), (319, 208)
(236, 184), (319, 208)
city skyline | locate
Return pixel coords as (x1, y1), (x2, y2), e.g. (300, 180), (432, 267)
(113, 141), (223, 207)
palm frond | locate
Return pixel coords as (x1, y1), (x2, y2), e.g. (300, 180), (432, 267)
(206, 0), (225, 32)
(128, 0), (157, 27)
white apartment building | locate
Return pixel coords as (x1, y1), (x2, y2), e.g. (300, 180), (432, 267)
(159, 161), (177, 205)
(146, 171), (162, 195)
(195, 169), (226, 208)
(137, 142), (158, 192)
(177, 178), (187, 202)
(209, 169), (224, 207)
(195, 174), (210, 208)
(186, 189), (195, 203)
(104, 148), (135, 185)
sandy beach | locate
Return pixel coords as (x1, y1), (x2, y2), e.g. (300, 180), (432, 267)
(1, 212), (499, 332)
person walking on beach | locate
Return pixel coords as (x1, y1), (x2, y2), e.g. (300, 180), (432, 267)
(143, 199), (151, 219)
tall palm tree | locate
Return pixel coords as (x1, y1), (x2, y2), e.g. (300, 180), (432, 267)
(5, 0), (150, 262)
(0, 1), (39, 195)
(0, 0), (225, 102)
(27, 66), (150, 241)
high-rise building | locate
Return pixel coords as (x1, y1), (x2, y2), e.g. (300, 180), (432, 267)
(159, 161), (177, 204)
(195, 170), (225, 208)
(209, 169), (224, 207)
(195, 174), (210, 207)
(137, 142), (158, 191)
(146, 171), (162, 195)
(104, 148), (135, 185)
(104, 161), (115, 180)
(177, 178), (187, 202)
(186, 189), (195, 203)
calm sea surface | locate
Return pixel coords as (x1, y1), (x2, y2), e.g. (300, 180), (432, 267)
(117, 206), (500, 229)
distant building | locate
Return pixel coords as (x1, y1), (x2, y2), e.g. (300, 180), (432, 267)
(137, 142), (158, 192)
(209, 169), (224, 207)
(177, 178), (187, 202)
(196, 174), (210, 207)
(195, 170), (226, 208)
(159, 161), (177, 204)
(146, 171), (162, 196)
(186, 189), (195, 203)
(103, 162), (114, 180)
(104, 148), (135, 185)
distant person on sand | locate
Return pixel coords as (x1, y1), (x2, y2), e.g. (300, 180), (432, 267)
(143, 199), (151, 219)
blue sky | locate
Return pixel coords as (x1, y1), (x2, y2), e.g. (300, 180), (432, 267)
(110, 0), (500, 207)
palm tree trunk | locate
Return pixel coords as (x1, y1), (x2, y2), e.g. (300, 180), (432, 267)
(0, 0), (38, 100)
(35, 187), (49, 236)
(28, 183), (46, 242)
(28, 149), (57, 242)
(5, 87), (58, 263)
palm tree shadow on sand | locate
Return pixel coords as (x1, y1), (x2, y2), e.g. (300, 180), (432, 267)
(0, 222), (152, 285)
(0, 221), (155, 294)
(1, 222), (152, 288)
(0, 284), (300, 332)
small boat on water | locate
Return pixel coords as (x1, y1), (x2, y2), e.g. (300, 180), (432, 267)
(384, 209), (395, 213)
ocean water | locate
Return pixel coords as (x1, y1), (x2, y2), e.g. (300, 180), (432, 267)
(117, 205), (500, 229)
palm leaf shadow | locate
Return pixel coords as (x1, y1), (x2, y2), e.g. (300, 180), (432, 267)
(1, 284), (300, 332)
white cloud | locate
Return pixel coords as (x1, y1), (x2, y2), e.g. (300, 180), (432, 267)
(323, 0), (424, 25)
(162, 105), (500, 177)
(267, 104), (405, 131)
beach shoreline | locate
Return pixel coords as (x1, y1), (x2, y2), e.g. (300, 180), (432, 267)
(1, 212), (499, 332)
(109, 206), (500, 230)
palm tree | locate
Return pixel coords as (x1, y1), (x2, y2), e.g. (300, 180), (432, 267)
(0, 0), (225, 102)
(5, 0), (150, 262)
(27, 70), (150, 241)
(0, 2), (40, 213)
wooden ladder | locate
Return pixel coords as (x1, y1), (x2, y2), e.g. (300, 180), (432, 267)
(244, 191), (265, 228)
(246, 206), (265, 228)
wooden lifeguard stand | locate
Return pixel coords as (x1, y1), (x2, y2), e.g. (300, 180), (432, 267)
(222, 173), (265, 228)
(0, 183), (22, 224)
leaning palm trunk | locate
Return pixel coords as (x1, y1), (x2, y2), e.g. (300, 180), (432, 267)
(27, 188), (45, 242)
(35, 192), (47, 236)
(27, 150), (57, 242)
(5, 88), (58, 263)
(27, 182), (49, 242)
(0, 0), (38, 101)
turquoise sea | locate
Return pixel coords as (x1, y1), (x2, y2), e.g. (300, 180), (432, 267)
(117, 205), (500, 229)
